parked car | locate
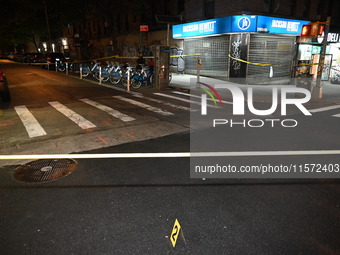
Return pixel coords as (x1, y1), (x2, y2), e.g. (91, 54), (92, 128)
(0, 68), (11, 102)
(39, 53), (66, 69)
(0, 53), (8, 59)
(7, 53), (24, 62)
(22, 53), (44, 64)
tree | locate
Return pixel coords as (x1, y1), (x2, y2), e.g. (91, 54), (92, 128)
(0, 0), (90, 53)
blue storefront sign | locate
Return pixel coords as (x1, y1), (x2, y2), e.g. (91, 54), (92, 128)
(256, 15), (310, 34)
(230, 15), (257, 33)
(172, 16), (231, 39)
(172, 15), (310, 39)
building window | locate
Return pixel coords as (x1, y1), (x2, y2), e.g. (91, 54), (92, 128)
(204, 0), (215, 19)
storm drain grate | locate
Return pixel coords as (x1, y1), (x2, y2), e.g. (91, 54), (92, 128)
(12, 159), (77, 184)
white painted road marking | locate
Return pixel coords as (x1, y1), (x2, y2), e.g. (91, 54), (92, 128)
(14, 106), (47, 138)
(331, 113), (340, 118)
(79, 98), (135, 122)
(309, 105), (340, 113)
(49, 101), (97, 129)
(113, 96), (174, 116)
(172, 91), (233, 105)
(2, 150), (340, 160)
(154, 92), (220, 108)
(133, 94), (192, 111)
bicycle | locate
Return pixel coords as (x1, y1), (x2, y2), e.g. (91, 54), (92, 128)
(109, 63), (123, 84)
(81, 61), (101, 78)
(93, 63), (112, 82)
(121, 65), (142, 89)
(57, 59), (74, 73)
(125, 65), (154, 89)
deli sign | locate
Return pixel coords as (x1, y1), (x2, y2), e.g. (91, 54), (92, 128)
(318, 32), (340, 43)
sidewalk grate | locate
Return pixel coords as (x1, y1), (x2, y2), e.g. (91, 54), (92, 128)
(12, 159), (77, 184)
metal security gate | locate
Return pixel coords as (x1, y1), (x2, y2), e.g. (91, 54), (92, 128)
(183, 35), (230, 78)
(248, 34), (295, 83)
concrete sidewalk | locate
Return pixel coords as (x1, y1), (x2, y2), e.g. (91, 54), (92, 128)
(169, 73), (340, 105)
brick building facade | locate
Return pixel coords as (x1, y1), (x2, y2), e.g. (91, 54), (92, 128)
(48, 0), (339, 81)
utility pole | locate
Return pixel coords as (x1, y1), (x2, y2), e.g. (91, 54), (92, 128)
(312, 16), (331, 99)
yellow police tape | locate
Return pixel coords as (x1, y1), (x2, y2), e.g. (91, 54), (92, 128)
(12, 52), (340, 74)
(227, 54), (322, 67)
(19, 53), (200, 66)
(228, 54), (340, 73)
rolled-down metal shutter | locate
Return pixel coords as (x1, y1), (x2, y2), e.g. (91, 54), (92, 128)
(248, 34), (295, 80)
(183, 35), (230, 78)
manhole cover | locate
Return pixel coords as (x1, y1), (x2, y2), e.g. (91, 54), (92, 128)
(12, 159), (77, 184)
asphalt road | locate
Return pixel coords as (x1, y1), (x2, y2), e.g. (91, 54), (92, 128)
(0, 130), (339, 254)
(0, 60), (339, 254)
(0, 60), (189, 159)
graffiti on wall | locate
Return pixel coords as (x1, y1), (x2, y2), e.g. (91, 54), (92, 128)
(120, 44), (184, 72)
(231, 39), (242, 73)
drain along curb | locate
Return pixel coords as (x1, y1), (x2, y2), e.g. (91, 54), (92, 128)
(12, 159), (77, 184)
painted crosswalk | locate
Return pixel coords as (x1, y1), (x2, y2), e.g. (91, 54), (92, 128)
(309, 105), (340, 118)
(9, 91), (340, 140)
(132, 94), (192, 111)
(49, 101), (97, 129)
(172, 91), (233, 105)
(14, 105), (47, 138)
(11, 93), (192, 138)
(153, 92), (221, 108)
(79, 98), (135, 122)
(113, 95), (174, 116)
(309, 105), (340, 113)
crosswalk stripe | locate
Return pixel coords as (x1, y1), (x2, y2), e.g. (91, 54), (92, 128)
(153, 92), (220, 108)
(49, 101), (96, 129)
(172, 91), (233, 105)
(113, 96), (174, 116)
(14, 106), (47, 138)
(132, 94), (192, 111)
(309, 105), (340, 113)
(79, 98), (135, 122)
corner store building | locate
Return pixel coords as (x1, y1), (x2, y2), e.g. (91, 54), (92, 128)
(172, 15), (310, 84)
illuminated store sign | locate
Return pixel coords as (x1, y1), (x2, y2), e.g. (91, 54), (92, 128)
(173, 15), (310, 39)
(231, 15), (257, 32)
(317, 33), (340, 43)
(256, 16), (310, 34)
(172, 17), (231, 38)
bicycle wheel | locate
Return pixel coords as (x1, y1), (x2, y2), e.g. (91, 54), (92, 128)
(149, 73), (154, 86)
(81, 66), (90, 77)
(121, 73), (129, 87)
(109, 71), (122, 84)
(131, 75), (142, 89)
(93, 70), (100, 80)
(58, 64), (66, 72)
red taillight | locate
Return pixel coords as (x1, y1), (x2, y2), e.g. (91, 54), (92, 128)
(47, 57), (51, 61)
(0, 70), (4, 81)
